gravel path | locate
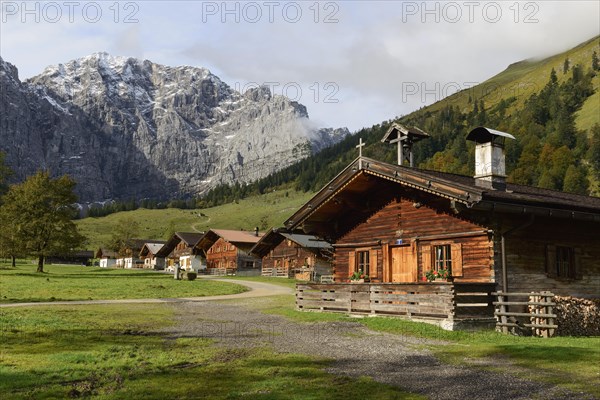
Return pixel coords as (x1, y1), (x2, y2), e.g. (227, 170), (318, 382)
(163, 300), (596, 400)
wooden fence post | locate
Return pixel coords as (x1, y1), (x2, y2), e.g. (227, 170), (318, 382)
(497, 291), (509, 334)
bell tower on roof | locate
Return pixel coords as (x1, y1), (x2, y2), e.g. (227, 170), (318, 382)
(381, 123), (430, 167)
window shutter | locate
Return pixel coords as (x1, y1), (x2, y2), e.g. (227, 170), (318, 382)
(574, 247), (583, 280)
(421, 245), (432, 274)
(451, 243), (463, 277)
(546, 245), (557, 277)
(348, 251), (356, 277)
(369, 250), (378, 279)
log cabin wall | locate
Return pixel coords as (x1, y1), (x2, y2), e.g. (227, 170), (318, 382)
(262, 240), (318, 273)
(206, 238), (239, 269)
(498, 215), (600, 298)
(334, 197), (493, 283)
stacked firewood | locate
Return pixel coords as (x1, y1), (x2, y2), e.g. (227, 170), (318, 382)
(554, 296), (600, 336)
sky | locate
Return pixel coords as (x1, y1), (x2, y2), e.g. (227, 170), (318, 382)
(1, 1), (599, 132)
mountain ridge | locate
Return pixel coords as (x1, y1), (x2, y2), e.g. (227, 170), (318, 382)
(0, 52), (348, 202)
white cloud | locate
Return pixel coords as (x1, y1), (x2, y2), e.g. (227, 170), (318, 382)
(1, 1), (598, 130)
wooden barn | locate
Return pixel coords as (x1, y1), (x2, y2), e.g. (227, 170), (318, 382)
(96, 248), (118, 268)
(156, 232), (204, 272)
(195, 229), (263, 276)
(250, 229), (332, 280)
(138, 241), (167, 270)
(287, 126), (600, 329)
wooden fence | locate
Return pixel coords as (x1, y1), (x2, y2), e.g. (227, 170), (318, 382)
(296, 282), (495, 320)
(261, 267), (290, 278)
(493, 291), (557, 337)
(207, 267), (236, 276)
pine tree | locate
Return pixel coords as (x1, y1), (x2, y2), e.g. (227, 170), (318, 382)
(592, 51), (599, 72)
(563, 165), (589, 195)
(550, 68), (558, 85)
(563, 58), (570, 74)
(0, 152), (12, 199)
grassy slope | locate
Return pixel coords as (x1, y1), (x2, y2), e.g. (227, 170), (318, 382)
(0, 263), (247, 303)
(77, 189), (314, 250)
(423, 36), (600, 130)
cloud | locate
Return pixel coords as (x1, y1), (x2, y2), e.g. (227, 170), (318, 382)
(1, 0), (598, 130)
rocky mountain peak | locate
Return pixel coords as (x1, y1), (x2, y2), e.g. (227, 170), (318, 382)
(1, 53), (349, 202)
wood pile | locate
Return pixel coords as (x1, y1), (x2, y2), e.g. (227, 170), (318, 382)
(554, 296), (600, 336)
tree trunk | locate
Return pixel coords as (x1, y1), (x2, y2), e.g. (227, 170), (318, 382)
(11, 256), (16, 268)
(36, 255), (44, 273)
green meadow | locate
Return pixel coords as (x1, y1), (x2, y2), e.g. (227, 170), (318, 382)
(1, 270), (598, 398)
(76, 189), (314, 250)
(0, 263), (246, 303)
(0, 304), (419, 400)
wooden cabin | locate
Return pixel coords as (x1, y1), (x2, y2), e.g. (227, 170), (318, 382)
(156, 232), (204, 272)
(46, 250), (95, 266)
(118, 239), (157, 269)
(251, 229), (332, 280)
(96, 248), (118, 268)
(139, 242), (167, 270)
(195, 229), (263, 276)
(287, 126), (600, 328)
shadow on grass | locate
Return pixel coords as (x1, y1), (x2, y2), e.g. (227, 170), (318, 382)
(493, 344), (598, 364)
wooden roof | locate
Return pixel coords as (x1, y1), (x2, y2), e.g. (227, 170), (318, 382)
(285, 157), (600, 240)
(250, 228), (332, 258)
(139, 242), (167, 258)
(381, 123), (430, 143)
(156, 232), (203, 257)
(195, 229), (263, 252)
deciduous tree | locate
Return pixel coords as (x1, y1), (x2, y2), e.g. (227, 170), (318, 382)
(106, 217), (140, 257)
(0, 171), (85, 272)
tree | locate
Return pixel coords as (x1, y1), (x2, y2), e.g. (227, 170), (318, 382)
(593, 51), (600, 72)
(563, 165), (589, 195)
(563, 58), (570, 74)
(106, 217), (140, 256)
(0, 171), (85, 272)
(0, 151), (12, 199)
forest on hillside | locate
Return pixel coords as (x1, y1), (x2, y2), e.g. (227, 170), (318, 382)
(199, 53), (600, 207)
(406, 58), (600, 195)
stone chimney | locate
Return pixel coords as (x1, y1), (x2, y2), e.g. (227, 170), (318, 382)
(466, 127), (515, 190)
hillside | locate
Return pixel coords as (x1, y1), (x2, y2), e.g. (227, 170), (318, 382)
(77, 189), (314, 250)
(197, 35), (600, 203)
(424, 36), (600, 132)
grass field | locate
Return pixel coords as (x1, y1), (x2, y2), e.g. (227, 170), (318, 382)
(2, 269), (598, 398)
(0, 263), (247, 303)
(0, 304), (420, 399)
(228, 289), (600, 397)
(76, 189), (314, 250)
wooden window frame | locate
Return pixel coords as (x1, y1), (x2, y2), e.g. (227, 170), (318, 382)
(356, 249), (370, 276)
(421, 242), (463, 277)
(348, 247), (378, 279)
(434, 244), (452, 273)
(546, 244), (581, 280)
